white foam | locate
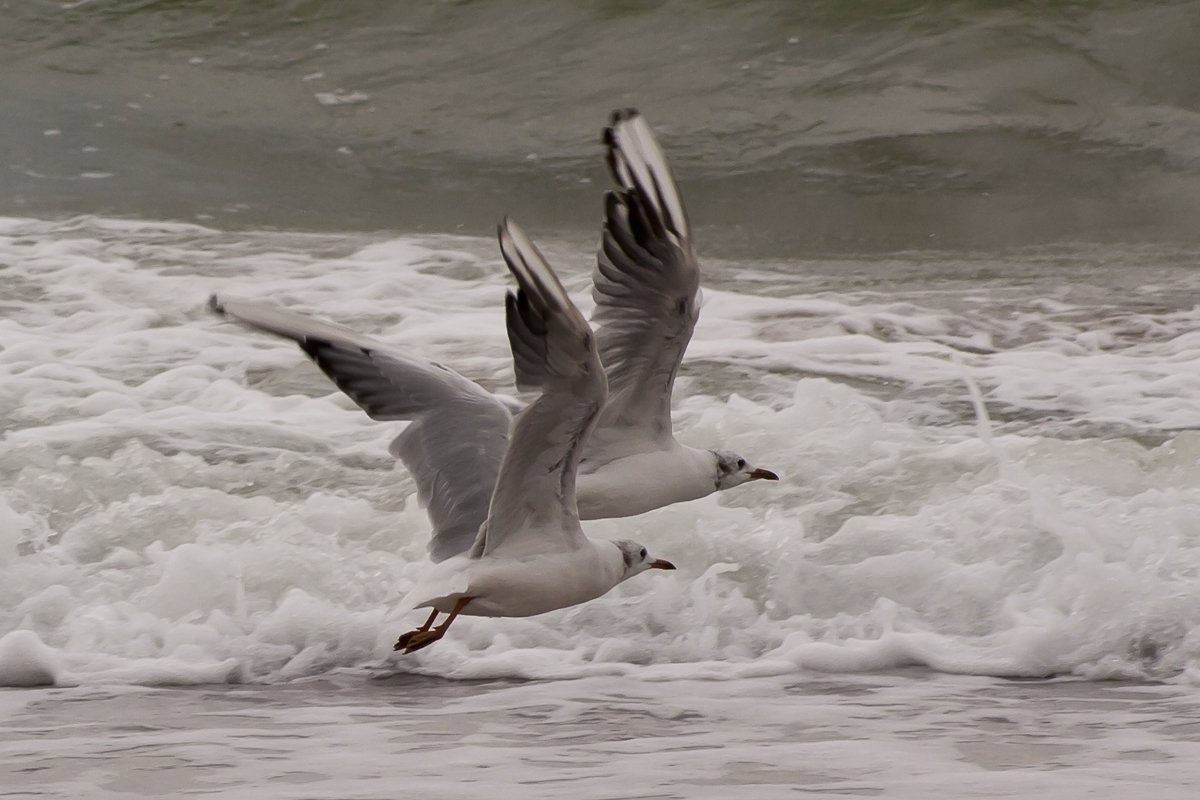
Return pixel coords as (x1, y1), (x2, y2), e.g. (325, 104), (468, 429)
(0, 630), (60, 686)
(4, 216), (1200, 686)
(314, 90), (369, 106)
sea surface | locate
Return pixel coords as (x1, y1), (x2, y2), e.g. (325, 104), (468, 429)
(4, 1), (1200, 797)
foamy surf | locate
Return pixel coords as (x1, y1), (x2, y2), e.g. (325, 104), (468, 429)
(4, 215), (1200, 688)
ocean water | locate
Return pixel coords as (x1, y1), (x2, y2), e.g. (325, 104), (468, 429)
(5, 1), (1200, 797)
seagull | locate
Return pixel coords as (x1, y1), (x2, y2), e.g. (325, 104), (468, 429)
(578, 108), (778, 518)
(391, 219), (675, 653)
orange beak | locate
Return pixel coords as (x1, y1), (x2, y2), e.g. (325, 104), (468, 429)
(650, 558), (676, 570)
(749, 468), (779, 481)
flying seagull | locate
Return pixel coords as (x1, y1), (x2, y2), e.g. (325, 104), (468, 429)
(392, 219), (675, 653)
(208, 109), (777, 563)
(577, 108), (777, 518)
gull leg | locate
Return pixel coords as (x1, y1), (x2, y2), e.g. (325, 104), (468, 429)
(394, 608), (439, 651)
(401, 597), (472, 654)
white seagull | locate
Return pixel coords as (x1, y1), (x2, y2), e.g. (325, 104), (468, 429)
(208, 109), (776, 563)
(392, 219), (675, 653)
(579, 108), (777, 517)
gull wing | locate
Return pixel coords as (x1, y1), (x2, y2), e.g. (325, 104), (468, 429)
(208, 295), (509, 562)
(471, 219), (607, 560)
(588, 108), (701, 454)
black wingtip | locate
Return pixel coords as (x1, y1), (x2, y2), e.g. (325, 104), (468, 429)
(610, 107), (639, 126)
(297, 336), (324, 361)
(602, 108), (640, 147)
(603, 108), (655, 193)
(602, 189), (621, 218)
(497, 216), (522, 266)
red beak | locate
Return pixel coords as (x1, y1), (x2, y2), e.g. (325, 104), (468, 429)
(650, 559), (676, 570)
(749, 468), (779, 481)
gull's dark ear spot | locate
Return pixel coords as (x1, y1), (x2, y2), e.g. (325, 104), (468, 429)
(622, 546), (635, 570)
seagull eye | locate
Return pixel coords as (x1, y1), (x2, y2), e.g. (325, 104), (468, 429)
(639, 547), (647, 560)
(736, 458), (746, 470)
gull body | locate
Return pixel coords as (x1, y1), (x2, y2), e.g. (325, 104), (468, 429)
(406, 543), (629, 618)
(576, 444), (720, 519)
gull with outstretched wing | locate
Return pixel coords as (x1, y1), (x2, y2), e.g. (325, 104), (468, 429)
(390, 219), (674, 652)
(578, 108), (778, 519)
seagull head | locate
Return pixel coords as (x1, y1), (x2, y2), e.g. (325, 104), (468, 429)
(712, 449), (779, 491)
(614, 539), (676, 580)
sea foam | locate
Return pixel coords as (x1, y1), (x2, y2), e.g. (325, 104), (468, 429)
(4, 216), (1200, 686)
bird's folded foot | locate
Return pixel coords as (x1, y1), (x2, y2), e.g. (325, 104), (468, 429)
(398, 629), (444, 654)
(393, 598), (470, 654)
(394, 608), (440, 651)
(393, 629), (423, 651)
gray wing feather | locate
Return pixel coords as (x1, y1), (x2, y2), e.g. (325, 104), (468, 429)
(387, 398), (508, 562)
(590, 108), (701, 446)
(208, 294), (510, 562)
(472, 220), (606, 559)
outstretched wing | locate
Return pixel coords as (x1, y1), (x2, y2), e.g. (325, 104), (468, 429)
(208, 295), (510, 562)
(588, 108), (701, 453)
(472, 219), (606, 559)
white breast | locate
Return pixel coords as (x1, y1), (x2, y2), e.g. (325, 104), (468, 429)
(409, 541), (627, 618)
(576, 444), (717, 519)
